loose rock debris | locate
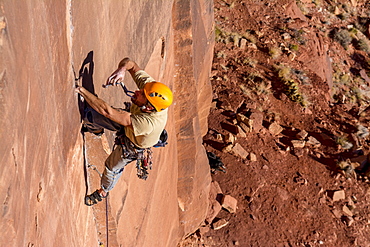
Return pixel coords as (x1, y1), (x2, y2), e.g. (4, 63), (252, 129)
(183, 0), (370, 246)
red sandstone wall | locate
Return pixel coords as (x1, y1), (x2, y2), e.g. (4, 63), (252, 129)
(0, 0), (213, 246)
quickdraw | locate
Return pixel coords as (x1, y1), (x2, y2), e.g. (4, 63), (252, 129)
(116, 131), (154, 180)
(136, 148), (153, 180)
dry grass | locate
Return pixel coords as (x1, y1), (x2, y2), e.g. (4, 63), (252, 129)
(335, 135), (353, 150)
(269, 47), (282, 59)
(240, 72), (271, 97)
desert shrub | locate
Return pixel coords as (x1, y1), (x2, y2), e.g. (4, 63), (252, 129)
(335, 136), (353, 150)
(332, 65), (370, 108)
(242, 31), (257, 44)
(215, 26), (257, 48)
(357, 125), (369, 139)
(275, 65), (309, 107)
(355, 38), (370, 53)
(269, 47), (282, 59)
(292, 69), (309, 85)
(284, 79), (309, 107)
(242, 57), (257, 67)
(240, 72), (271, 97)
(340, 73), (351, 85)
(296, 1), (309, 15)
(312, 0), (321, 6)
(289, 44), (299, 51)
(292, 29), (307, 45)
(216, 51), (226, 59)
(277, 66), (291, 81)
(355, 17), (370, 34)
(240, 81), (271, 97)
(333, 29), (352, 49)
(254, 81), (272, 96)
(337, 12), (350, 20)
(215, 26), (225, 42)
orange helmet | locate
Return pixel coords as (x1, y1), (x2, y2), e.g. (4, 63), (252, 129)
(143, 82), (173, 112)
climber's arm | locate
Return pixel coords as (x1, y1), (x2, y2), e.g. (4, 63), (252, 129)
(104, 58), (141, 87)
(76, 86), (132, 127)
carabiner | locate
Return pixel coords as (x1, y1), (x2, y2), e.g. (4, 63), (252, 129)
(119, 83), (135, 98)
(103, 82), (135, 98)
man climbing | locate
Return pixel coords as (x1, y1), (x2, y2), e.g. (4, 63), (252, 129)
(75, 57), (173, 206)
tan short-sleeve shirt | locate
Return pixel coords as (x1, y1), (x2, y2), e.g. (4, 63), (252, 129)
(124, 70), (168, 148)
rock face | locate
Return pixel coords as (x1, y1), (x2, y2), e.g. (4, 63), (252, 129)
(0, 1), (213, 246)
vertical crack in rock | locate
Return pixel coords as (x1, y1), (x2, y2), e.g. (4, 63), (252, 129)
(11, 148), (17, 168)
(83, 133), (119, 247)
(0, 70), (5, 107)
(2, 186), (10, 217)
(36, 182), (43, 202)
(34, 214), (38, 232)
(161, 37), (165, 58)
(0, 16), (6, 47)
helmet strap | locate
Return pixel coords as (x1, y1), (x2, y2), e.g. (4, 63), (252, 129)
(141, 102), (155, 112)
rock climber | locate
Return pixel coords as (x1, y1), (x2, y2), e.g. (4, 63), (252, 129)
(75, 57), (173, 206)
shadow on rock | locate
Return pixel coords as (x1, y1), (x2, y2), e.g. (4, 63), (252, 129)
(75, 51), (95, 121)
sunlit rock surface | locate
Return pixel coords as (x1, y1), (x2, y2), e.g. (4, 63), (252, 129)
(0, 1), (213, 246)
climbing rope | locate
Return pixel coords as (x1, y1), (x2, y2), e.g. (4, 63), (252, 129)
(105, 195), (109, 247)
(87, 164), (103, 178)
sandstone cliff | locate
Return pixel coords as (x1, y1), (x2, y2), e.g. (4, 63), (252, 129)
(0, 1), (214, 246)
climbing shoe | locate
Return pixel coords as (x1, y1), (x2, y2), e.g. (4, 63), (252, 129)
(85, 190), (109, 206)
(81, 125), (104, 136)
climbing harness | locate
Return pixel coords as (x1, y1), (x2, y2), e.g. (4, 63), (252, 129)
(115, 128), (168, 180)
(115, 130), (153, 180)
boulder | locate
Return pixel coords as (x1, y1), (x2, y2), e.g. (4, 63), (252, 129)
(306, 136), (321, 147)
(205, 182), (223, 224)
(225, 133), (236, 144)
(248, 153), (257, 162)
(237, 126), (247, 138)
(327, 190), (346, 202)
(239, 122), (252, 133)
(249, 111), (264, 132)
(269, 122), (284, 136)
(343, 205), (354, 217)
(239, 38), (247, 49)
(291, 140), (306, 148)
(221, 195), (238, 213)
(296, 130), (308, 140)
(212, 219), (229, 230)
(232, 143), (249, 159)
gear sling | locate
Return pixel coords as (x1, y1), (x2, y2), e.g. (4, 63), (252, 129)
(115, 129), (168, 180)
